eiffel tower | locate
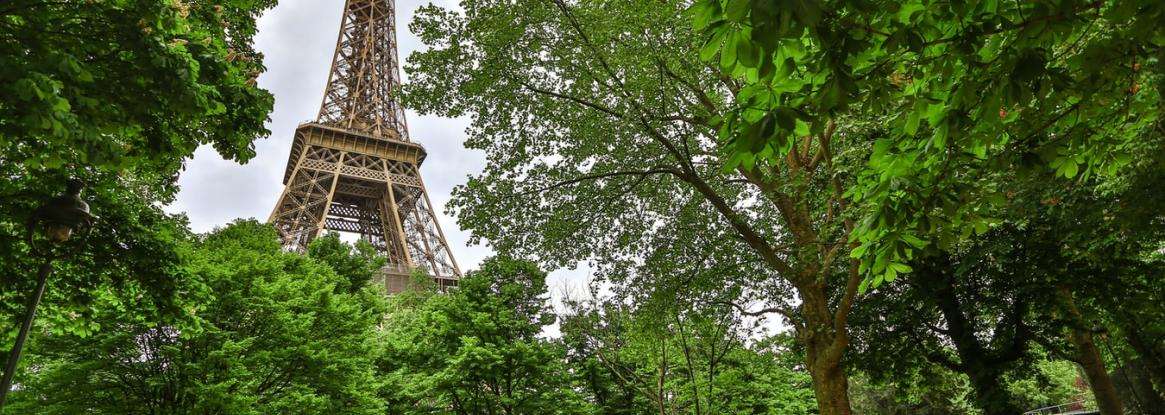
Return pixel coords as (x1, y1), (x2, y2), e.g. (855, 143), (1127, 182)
(268, 0), (460, 291)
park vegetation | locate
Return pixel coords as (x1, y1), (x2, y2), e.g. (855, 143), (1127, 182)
(1, 0), (1162, 414)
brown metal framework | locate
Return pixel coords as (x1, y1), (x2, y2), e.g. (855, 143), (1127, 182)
(268, 0), (460, 290)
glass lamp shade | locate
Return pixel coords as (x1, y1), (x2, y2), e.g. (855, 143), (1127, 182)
(43, 222), (74, 243)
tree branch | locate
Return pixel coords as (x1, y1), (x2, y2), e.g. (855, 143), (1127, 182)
(521, 167), (677, 195)
(513, 78), (625, 119)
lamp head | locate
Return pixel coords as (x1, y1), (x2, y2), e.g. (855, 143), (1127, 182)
(30, 180), (97, 244)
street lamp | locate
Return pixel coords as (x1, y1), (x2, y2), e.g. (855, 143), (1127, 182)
(0, 180), (96, 411)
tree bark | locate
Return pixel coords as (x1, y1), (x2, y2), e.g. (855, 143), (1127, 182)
(800, 284), (853, 415)
(1058, 286), (1124, 415)
(807, 359), (851, 415)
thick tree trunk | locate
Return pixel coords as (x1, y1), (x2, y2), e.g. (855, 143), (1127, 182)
(807, 359), (851, 415)
(1059, 286), (1123, 415)
(799, 284), (853, 415)
(1071, 329), (1124, 415)
(920, 259), (1024, 415)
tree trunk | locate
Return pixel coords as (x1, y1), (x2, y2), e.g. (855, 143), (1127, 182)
(807, 359), (851, 415)
(1124, 362), (1165, 415)
(1059, 286), (1124, 415)
(922, 260), (1024, 415)
(799, 284), (853, 415)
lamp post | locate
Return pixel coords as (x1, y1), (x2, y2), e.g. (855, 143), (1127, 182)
(0, 180), (95, 411)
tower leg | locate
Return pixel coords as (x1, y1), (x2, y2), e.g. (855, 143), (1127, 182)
(270, 146), (342, 252)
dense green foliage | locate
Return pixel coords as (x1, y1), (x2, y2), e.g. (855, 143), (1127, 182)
(403, 0), (1163, 413)
(377, 257), (589, 414)
(1, 0), (274, 177)
(692, 0), (1164, 289)
(561, 301), (818, 414)
(6, 221), (386, 414)
(1, 0), (276, 345)
(403, 0), (872, 411)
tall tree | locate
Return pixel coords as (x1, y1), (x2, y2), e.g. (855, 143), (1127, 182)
(5, 221), (387, 414)
(404, 2), (876, 412)
(307, 232), (388, 293)
(849, 226), (1071, 414)
(850, 123), (1163, 414)
(691, 0), (1163, 287)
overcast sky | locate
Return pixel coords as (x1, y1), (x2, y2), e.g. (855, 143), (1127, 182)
(166, 0), (591, 317)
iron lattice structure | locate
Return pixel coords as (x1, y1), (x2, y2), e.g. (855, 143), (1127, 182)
(269, 0), (460, 291)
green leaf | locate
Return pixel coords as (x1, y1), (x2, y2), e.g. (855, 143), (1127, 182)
(737, 38), (759, 68)
(1062, 160), (1079, 178)
(690, 0), (720, 30)
(904, 107), (921, 136)
(931, 121), (949, 148)
(720, 32), (739, 70)
(794, 119), (810, 137)
(700, 32), (724, 61)
(726, 0), (750, 22)
(897, 2), (925, 23)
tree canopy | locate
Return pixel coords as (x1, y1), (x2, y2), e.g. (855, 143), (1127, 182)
(6, 221), (387, 414)
(1, 0), (277, 344)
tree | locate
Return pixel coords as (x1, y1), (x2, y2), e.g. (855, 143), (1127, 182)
(849, 125), (1163, 415)
(687, 1), (1164, 412)
(1, 178), (193, 351)
(404, 2), (875, 412)
(848, 366), (981, 415)
(1, 0), (274, 180)
(5, 220), (387, 414)
(376, 257), (589, 415)
(1, 0), (276, 347)
(691, 0), (1164, 287)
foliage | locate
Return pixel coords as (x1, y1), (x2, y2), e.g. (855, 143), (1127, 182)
(1005, 359), (1089, 411)
(307, 232), (387, 293)
(376, 257), (589, 415)
(850, 356), (1087, 414)
(561, 298), (818, 415)
(0, 0), (275, 182)
(1, 1), (1160, 413)
(5, 221), (386, 414)
(0, 177), (193, 343)
(0, 0), (275, 343)
(848, 367), (980, 415)
(690, 0), (1165, 288)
